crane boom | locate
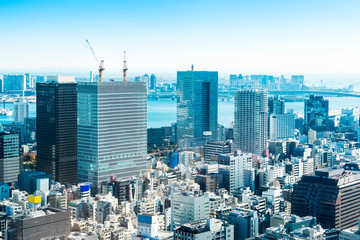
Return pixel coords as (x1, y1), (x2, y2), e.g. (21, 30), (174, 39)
(86, 39), (105, 83)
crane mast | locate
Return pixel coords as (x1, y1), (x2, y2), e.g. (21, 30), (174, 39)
(86, 39), (105, 83)
(123, 51), (128, 82)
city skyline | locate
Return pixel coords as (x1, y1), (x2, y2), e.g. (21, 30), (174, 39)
(2, 1), (360, 239)
(1, 0), (360, 76)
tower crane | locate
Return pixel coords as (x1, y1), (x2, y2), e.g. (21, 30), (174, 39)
(86, 39), (105, 83)
(123, 51), (128, 82)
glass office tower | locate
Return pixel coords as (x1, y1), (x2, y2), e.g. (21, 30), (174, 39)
(36, 81), (78, 184)
(77, 82), (147, 191)
(176, 71), (218, 141)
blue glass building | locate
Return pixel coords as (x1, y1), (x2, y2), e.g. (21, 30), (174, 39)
(18, 170), (51, 194)
(176, 70), (218, 141)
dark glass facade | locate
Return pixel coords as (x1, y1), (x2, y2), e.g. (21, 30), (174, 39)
(36, 82), (77, 184)
(304, 95), (329, 133)
(268, 97), (285, 115)
(291, 168), (360, 230)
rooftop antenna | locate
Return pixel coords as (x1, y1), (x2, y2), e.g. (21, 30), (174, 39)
(123, 51), (128, 82)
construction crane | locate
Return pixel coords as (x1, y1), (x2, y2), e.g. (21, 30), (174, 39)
(86, 39), (105, 83)
(123, 51), (128, 82)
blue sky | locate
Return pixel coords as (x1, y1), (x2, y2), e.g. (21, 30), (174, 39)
(0, 0), (359, 77)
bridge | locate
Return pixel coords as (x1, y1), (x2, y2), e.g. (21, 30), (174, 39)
(147, 89), (360, 99)
(218, 89), (360, 98)
(268, 90), (360, 97)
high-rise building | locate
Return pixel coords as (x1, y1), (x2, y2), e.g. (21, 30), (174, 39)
(218, 150), (253, 193)
(36, 76), (77, 184)
(77, 82), (147, 191)
(291, 75), (304, 85)
(291, 168), (360, 230)
(269, 114), (295, 140)
(234, 89), (268, 155)
(23, 117), (36, 144)
(13, 100), (29, 122)
(0, 132), (20, 185)
(304, 95), (329, 133)
(229, 74), (243, 89)
(0, 75), (3, 93)
(149, 74), (156, 90)
(35, 76), (46, 83)
(3, 74), (26, 92)
(25, 73), (32, 89)
(177, 70), (218, 141)
(268, 97), (285, 115)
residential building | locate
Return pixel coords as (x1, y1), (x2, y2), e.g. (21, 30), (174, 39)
(218, 150), (253, 194)
(234, 89), (268, 155)
(174, 218), (234, 240)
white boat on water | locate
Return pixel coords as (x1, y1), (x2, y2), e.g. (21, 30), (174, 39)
(0, 108), (13, 116)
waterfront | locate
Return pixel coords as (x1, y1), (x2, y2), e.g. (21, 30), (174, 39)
(1, 97), (360, 128)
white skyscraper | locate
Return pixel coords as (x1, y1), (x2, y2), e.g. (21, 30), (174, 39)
(234, 89), (268, 155)
(13, 100), (29, 122)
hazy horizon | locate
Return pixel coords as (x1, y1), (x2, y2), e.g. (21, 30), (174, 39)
(1, 0), (359, 77)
